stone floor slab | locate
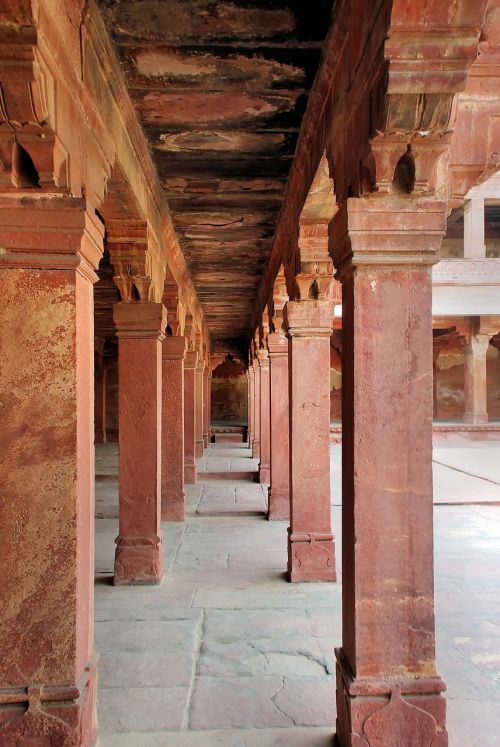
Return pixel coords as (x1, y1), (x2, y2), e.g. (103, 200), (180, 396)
(99, 687), (190, 733)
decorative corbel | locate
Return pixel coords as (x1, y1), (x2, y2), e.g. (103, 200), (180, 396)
(107, 220), (158, 303)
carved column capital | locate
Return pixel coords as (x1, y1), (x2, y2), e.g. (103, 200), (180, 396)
(257, 348), (269, 367)
(107, 220), (161, 303)
(113, 301), (167, 341)
(162, 335), (187, 361)
(267, 332), (288, 357)
(184, 350), (198, 370)
(284, 299), (334, 338)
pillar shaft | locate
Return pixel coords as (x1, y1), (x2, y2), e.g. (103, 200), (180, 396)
(248, 367), (255, 447)
(195, 361), (205, 457)
(162, 336), (187, 521)
(113, 302), (166, 585)
(94, 358), (107, 444)
(258, 350), (271, 483)
(463, 334), (490, 424)
(203, 367), (210, 448)
(0, 198), (103, 744)
(252, 359), (261, 458)
(268, 334), (290, 520)
(184, 351), (198, 483)
(333, 197), (448, 747)
(284, 300), (336, 582)
(464, 197), (485, 258)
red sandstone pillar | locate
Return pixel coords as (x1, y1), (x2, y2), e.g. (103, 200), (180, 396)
(94, 356), (107, 444)
(284, 300), (336, 582)
(252, 358), (261, 459)
(184, 350), (198, 483)
(332, 197), (448, 746)
(161, 335), (187, 521)
(203, 365), (210, 448)
(267, 332), (290, 520)
(0, 198), (103, 743)
(113, 301), (166, 585)
(258, 349), (271, 483)
(463, 333), (490, 424)
(248, 365), (255, 447)
(195, 359), (205, 457)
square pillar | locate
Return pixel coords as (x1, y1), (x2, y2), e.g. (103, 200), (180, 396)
(184, 351), (198, 483)
(113, 301), (166, 585)
(203, 365), (210, 448)
(284, 300), (336, 582)
(195, 360), (205, 458)
(463, 333), (490, 424)
(332, 197), (448, 747)
(248, 365), (255, 447)
(464, 197), (485, 258)
(258, 349), (271, 483)
(162, 335), (187, 521)
(267, 333), (290, 520)
(252, 358), (261, 459)
(0, 197), (103, 744)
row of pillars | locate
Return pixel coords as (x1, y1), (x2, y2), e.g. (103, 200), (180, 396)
(248, 303), (335, 582)
(113, 302), (211, 585)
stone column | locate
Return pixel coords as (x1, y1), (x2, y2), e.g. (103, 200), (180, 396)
(195, 359), (205, 458)
(463, 333), (490, 424)
(203, 365), (210, 448)
(464, 196), (485, 258)
(162, 335), (187, 521)
(267, 332), (290, 520)
(94, 348), (107, 443)
(284, 300), (336, 582)
(332, 197), (448, 746)
(258, 349), (271, 483)
(184, 350), (198, 483)
(113, 302), (166, 585)
(0, 198), (103, 743)
(248, 365), (255, 448)
(252, 358), (261, 459)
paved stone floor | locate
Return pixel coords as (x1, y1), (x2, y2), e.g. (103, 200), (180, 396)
(95, 441), (500, 746)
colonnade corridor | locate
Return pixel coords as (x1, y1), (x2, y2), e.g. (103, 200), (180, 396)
(93, 439), (500, 746)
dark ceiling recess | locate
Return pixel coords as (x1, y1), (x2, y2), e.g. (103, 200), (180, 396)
(97, 0), (335, 347)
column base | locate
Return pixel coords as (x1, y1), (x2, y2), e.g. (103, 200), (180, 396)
(463, 412), (489, 425)
(334, 649), (448, 746)
(195, 439), (204, 457)
(287, 529), (336, 582)
(161, 489), (186, 522)
(114, 534), (164, 585)
(267, 487), (290, 521)
(252, 439), (260, 459)
(0, 655), (98, 746)
(184, 462), (197, 484)
(258, 463), (270, 483)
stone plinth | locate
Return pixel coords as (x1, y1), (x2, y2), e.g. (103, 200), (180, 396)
(184, 351), (198, 484)
(258, 349), (271, 484)
(267, 333), (290, 520)
(113, 301), (166, 585)
(0, 197), (103, 744)
(332, 197), (448, 747)
(284, 300), (336, 583)
(162, 336), (187, 521)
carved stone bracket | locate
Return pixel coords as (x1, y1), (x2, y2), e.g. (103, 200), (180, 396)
(0, 35), (68, 191)
(107, 219), (158, 303)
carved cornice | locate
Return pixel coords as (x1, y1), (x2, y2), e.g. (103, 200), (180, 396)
(432, 258), (500, 284)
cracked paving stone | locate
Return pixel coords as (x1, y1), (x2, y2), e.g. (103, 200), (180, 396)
(197, 639), (331, 677)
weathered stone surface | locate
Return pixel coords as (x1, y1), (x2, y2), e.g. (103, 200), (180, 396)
(99, 687), (190, 733)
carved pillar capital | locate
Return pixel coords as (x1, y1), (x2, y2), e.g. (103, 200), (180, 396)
(162, 335), (187, 360)
(284, 299), (334, 338)
(113, 301), (167, 341)
(267, 332), (288, 357)
(107, 220), (162, 303)
(185, 350), (198, 370)
(330, 196), (448, 278)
